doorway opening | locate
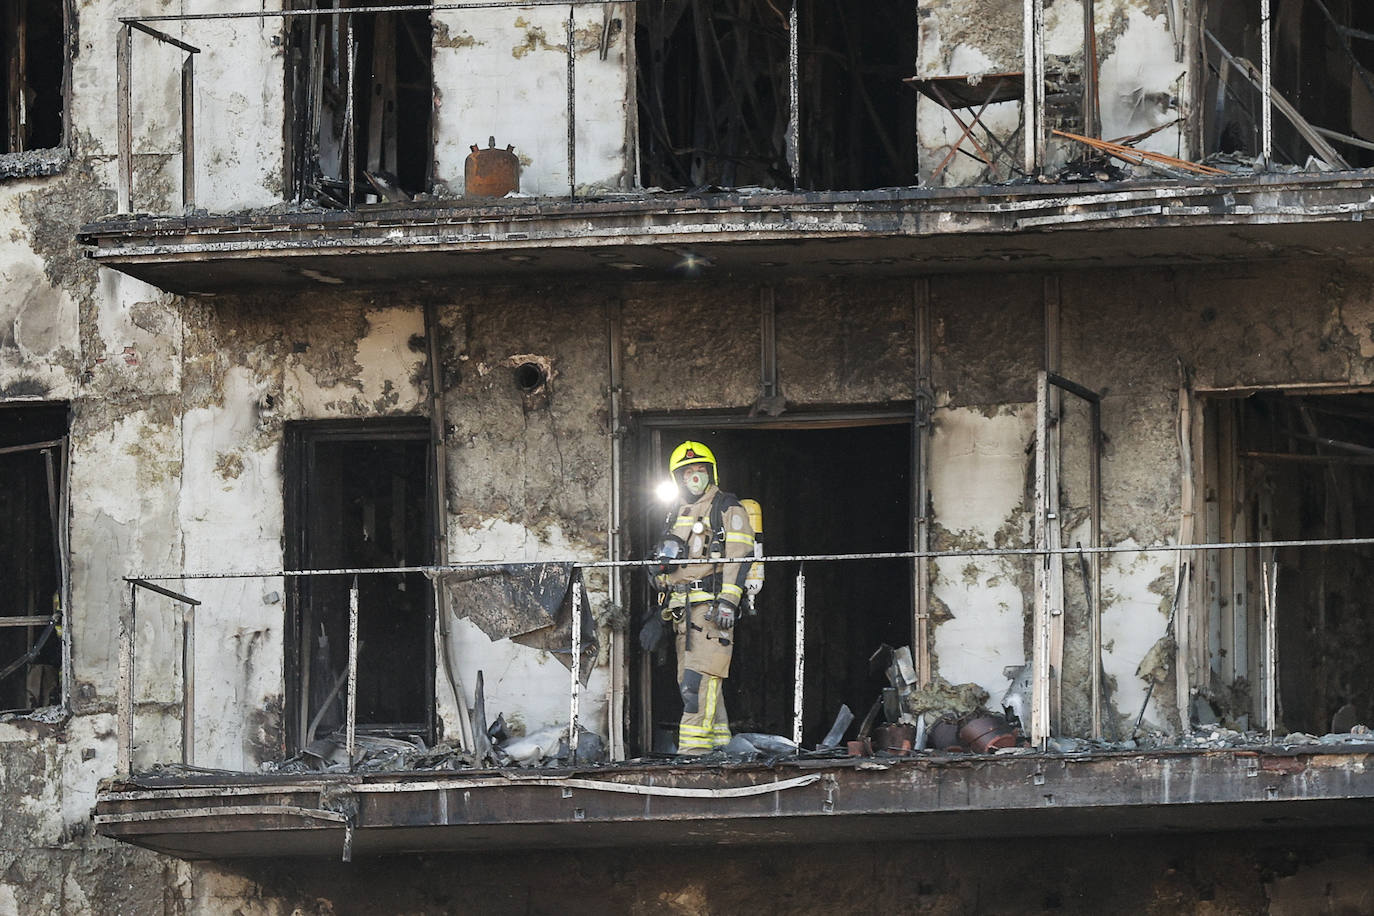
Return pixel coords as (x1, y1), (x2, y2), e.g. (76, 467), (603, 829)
(285, 420), (434, 751)
(1200, 390), (1374, 735)
(287, 1), (434, 205)
(629, 416), (912, 752)
(0, 404), (68, 713)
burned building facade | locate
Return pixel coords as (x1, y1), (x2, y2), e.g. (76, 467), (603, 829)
(0, 0), (1372, 912)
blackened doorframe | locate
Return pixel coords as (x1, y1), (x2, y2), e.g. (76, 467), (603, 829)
(628, 407), (916, 754)
(284, 419), (436, 752)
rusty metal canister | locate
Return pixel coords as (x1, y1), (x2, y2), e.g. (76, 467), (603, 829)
(465, 136), (520, 198)
(958, 715), (1017, 754)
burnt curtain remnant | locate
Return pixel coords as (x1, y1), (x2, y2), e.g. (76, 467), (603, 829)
(0, 405), (67, 713)
(636, 0), (916, 191)
(287, 1), (434, 205)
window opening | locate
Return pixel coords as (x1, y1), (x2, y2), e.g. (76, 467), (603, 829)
(1, 0), (65, 154)
(285, 420), (435, 750)
(1200, 391), (1374, 734)
(635, 0), (916, 191)
(630, 420), (911, 752)
(288, 1), (434, 205)
(1204, 0), (1374, 168)
(0, 404), (68, 714)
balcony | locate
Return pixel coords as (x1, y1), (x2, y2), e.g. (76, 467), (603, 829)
(94, 533), (1374, 859)
(77, 172), (1374, 295)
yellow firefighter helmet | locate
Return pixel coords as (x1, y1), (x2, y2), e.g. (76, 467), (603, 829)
(669, 440), (717, 483)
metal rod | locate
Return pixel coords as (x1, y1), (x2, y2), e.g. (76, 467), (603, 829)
(117, 24), (132, 213)
(346, 14), (357, 208)
(182, 604), (195, 766)
(567, 4), (576, 199)
(1260, 0), (1272, 167)
(127, 20), (201, 54)
(792, 566), (805, 746)
(346, 576), (359, 770)
(181, 54), (195, 209)
(121, 1), (632, 24)
(0, 617), (60, 628)
(125, 535), (1374, 582)
(0, 438), (64, 456)
(570, 577), (582, 756)
(128, 579), (201, 606)
(120, 582), (135, 776)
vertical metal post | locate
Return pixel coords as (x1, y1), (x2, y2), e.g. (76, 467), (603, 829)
(792, 566), (806, 746)
(786, 1), (800, 185)
(181, 604), (195, 766)
(1089, 399), (1102, 739)
(345, 14), (357, 207)
(119, 582), (136, 776)
(1031, 371), (1051, 746)
(346, 576), (359, 769)
(181, 53), (195, 210)
(913, 279), (932, 686)
(570, 576), (583, 756)
(1264, 553), (1278, 739)
(116, 24), (133, 213)
(567, 5), (577, 198)
(607, 303), (626, 761)
(1259, 0), (1272, 167)
(1023, 0), (1046, 173)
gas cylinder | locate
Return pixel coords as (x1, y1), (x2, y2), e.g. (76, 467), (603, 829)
(465, 136), (520, 198)
(741, 498), (764, 609)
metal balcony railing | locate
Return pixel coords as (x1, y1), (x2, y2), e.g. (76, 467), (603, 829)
(117, 534), (1374, 778)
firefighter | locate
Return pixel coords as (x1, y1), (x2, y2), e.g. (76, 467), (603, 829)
(642, 441), (755, 755)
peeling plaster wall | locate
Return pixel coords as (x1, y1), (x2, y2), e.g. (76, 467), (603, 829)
(916, 0), (1189, 185)
(432, 7), (632, 196)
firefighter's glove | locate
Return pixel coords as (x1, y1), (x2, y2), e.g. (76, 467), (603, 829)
(652, 573), (671, 594)
(714, 602), (737, 630)
(639, 612), (669, 653)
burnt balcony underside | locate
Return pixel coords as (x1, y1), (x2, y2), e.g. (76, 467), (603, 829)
(94, 746), (1374, 859)
(78, 173), (1374, 295)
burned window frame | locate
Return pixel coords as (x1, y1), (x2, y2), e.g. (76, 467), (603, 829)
(283, 1), (435, 207)
(0, 0), (74, 179)
(0, 404), (71, 716)
(282, 418), (437, 753)
(1191, 388), (1374, 735)
(632, 0), (919, 193)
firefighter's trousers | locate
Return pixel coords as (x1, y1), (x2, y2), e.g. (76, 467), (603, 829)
(674, 602), (733, 753)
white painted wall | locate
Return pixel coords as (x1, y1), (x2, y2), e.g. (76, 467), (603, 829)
(431, 6), (631, 197)
(916, 1), (1190, 185)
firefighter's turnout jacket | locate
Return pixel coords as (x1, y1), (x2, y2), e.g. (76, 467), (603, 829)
(662, 484), (754, 752)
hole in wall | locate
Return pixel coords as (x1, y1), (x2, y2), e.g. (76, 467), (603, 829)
(513, 362), (547, 392)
